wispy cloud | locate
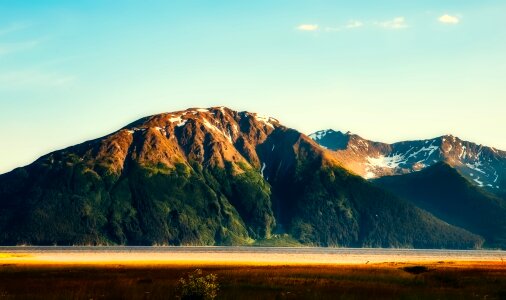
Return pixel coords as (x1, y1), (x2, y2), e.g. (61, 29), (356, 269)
(345, 20), (364, 29)
(0, 22), (30, 36)
(0, 22), (41, 56)
(324, 20), (364, 32)
(377, 17), (408, 29)
(0, 70), (75, 90)
(438, 14), (460, 24)
(0, 23), (73, 90)
(320, 17), (408, 33)
(297, 24), (319, 31)
(0, 39), (41, 56)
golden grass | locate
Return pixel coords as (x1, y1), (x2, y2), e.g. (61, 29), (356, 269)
(0, 253), (30, 259)
(1, 251), (505, 298)
(0, 250), (504, 267)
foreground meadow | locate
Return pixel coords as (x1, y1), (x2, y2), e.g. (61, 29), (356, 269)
(0, 262), (505, 299)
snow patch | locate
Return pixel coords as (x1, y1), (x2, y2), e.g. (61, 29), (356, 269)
(260, 162), (266, 177)
(459, 146), (466, 159)
(473, 177), (484, 187)
(412, 142), (438, 160)
(367, 154), (406, 169)
(310, 130), (330, 140)
(203, 118), (221, 133)
(224, 128), (233, 144)
(364, 172), (376, 179)
(168, 115), (188, 127)
(203, 119), (232, 143)
(466, 161), (486, 174)
(254, 114), (275, 129)
(404, 147), (415, 155)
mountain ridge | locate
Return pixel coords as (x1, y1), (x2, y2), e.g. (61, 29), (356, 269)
(0, 106), (484, 248)
(309, 129), (506, 193)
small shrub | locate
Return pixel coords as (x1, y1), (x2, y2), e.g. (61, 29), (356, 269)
(178, 269), (219, 300)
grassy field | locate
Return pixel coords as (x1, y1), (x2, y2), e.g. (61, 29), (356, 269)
(0, 262), (505, 299)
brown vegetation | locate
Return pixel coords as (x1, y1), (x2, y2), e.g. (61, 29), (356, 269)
(0, 262), (505, 299)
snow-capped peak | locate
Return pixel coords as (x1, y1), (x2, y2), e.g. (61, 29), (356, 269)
(310, 129), (506, 192)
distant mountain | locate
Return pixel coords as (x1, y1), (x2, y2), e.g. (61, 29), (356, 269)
(374, 163), (506, 249)
(0, 107), (482, 248)
(309, 129), (506, 193)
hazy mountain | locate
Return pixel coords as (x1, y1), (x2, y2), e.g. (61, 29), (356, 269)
(0, 107), (482, 248)
(309, 129), (506, 193)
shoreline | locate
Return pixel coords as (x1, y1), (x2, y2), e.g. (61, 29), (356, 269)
(1, 247), (505, 266)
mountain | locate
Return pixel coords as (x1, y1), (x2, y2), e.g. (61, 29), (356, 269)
(374, 163), (506, 249)
(0, 107), (482, 248)
(309, 129), (506, 193)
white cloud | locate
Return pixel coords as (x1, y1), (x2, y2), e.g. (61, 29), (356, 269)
(438, 14), (460, 24)
(378, 17), (408, 29)
(297, 24), (319, 31)
(345, 20), (363, 29)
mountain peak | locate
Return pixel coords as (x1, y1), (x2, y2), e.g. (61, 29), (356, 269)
(33, 106), (287, 179)
(130, 106), (280, 132)
(308, 129), (353, 150)
(310, 128), (506, 192)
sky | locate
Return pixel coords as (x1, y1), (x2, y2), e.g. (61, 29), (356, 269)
(1, 0), (505, 174)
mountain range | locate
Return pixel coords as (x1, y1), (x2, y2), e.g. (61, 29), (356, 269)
(309, 129), (506, 193)
(0, 106), (503, 248)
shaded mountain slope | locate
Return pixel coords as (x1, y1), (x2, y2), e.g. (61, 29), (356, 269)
(374, 163), (506, 248)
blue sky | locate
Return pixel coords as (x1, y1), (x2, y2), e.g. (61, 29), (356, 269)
(1, 0), (505, 173)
